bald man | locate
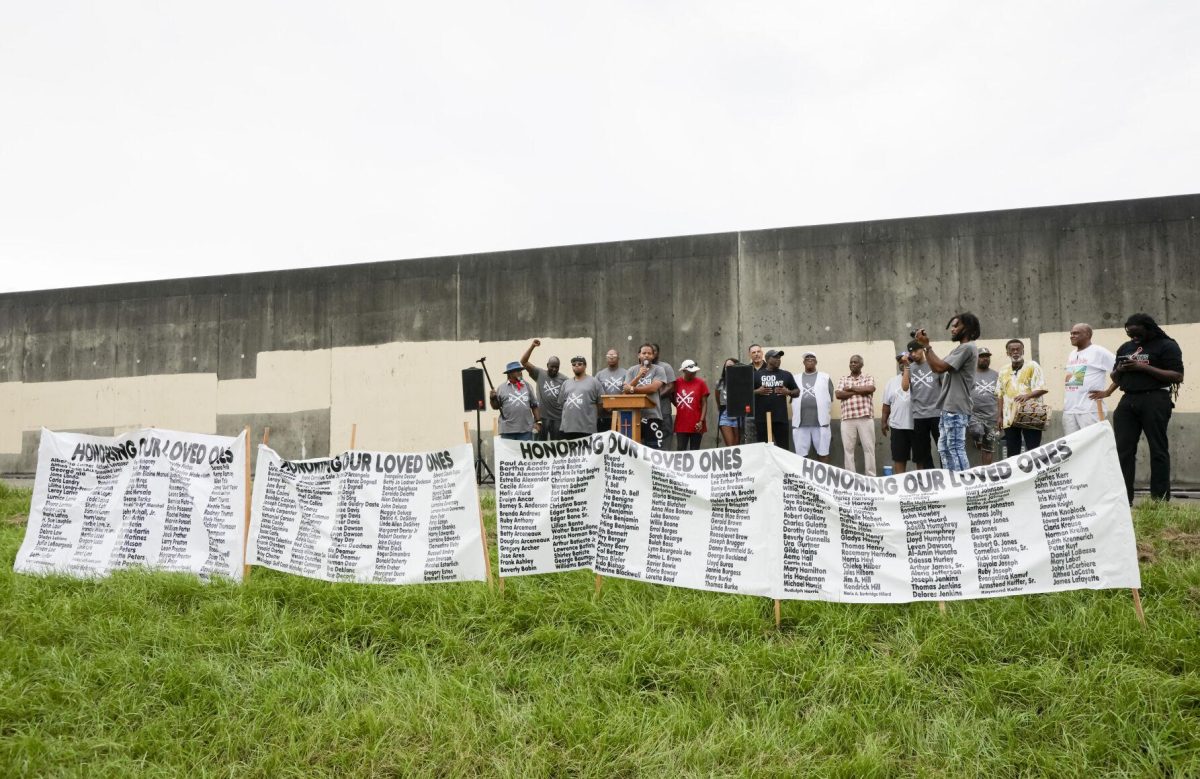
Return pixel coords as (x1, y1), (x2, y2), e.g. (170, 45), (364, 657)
(1062, 323), (1116, 434)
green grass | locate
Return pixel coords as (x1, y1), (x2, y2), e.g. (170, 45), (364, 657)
(2, 485), (1199, 777)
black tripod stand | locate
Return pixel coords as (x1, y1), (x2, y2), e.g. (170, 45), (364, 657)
(472, 357), (496, 485)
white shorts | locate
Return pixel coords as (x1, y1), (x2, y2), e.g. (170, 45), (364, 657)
(793, 425), (831, 457)
(1062, 410), (1103, 435)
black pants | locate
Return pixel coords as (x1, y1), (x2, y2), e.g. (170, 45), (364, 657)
(1003, 426), (1042, 457)
(659, 414), (675, 450)
(755, 419), (791, 451)
(1114, 390), (1173, 503)
(676, 432), (703, 450)
(640, 418), (666, 450)
(560, 431), (589, 440)
(536, 418), (562, 441)
(597, 417), (613, 434)
(912, 417), (940, 468)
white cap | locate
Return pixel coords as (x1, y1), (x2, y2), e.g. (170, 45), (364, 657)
(679, 359), (700, 373)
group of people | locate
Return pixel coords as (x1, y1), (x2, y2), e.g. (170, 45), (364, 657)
(489, 312), (1184, 503)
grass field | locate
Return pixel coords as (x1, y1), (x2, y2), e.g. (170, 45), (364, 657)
(2, 482), (1199, 777)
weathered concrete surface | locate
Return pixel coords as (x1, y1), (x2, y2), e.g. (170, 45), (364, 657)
(1, 194), (1196, 485)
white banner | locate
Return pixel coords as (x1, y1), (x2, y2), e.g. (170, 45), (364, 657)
(15, 427), (248, 582)
(495, 424), (1140, 602)
(248, 444), (487, 585)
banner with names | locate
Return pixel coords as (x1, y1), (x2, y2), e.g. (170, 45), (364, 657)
(496, 434), (778, 596)
(15, 427), (248, 582)
(494, 424), (1140, 602)
(248, 444), (487, 585)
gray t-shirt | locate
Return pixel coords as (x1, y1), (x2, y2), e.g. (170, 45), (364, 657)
(594, 367), (626, 399)
(797, 372), (834, 427)
(909, 362), (942, 419)
(560, 375), (603, 434)
(970, 368), (999, 424)
(495, 380), (537, 434)
(656, 361), (676, 423)
(625, 363), (671, 420)
(937, 342), (979, 415)
(527, 365), (567, 421)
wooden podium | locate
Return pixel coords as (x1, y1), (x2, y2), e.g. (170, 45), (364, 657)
(601, 394), (657, 442)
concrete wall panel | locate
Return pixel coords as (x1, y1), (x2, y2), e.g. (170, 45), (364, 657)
(1, 194), (1197, 488)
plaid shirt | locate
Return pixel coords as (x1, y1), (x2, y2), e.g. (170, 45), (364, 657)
(836, 373), (875, 419)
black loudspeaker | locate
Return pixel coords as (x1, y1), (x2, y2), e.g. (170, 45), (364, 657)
(461, 368), (486, 411)
(724, 364), (754, 415)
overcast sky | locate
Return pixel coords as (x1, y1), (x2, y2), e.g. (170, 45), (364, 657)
(2, 2), (1198, 293)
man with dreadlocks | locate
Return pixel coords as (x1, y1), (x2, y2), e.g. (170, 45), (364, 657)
(913, 312), (981, 472)
(1092, 314), (1184, 503)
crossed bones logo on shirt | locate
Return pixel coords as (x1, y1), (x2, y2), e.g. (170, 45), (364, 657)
(563, 394), (586, 411)
(542, 381), (563, 400)
(676, 387), (698, 410)
(601, 377), (624, 393)
(910, 371), (937, 389)
(972, 378), (996, 397)
(798, 384), (818, 400)
(502, 389), (530, 413)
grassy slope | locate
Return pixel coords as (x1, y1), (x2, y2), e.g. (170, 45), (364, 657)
(1, 485), (1198, 778)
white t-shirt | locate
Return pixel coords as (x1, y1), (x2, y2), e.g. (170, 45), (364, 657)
(882, 374), (913, 430)
(1063, 344), (1116, 414)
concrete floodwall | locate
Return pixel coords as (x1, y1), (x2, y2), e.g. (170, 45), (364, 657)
(1, 194), (1197, 486)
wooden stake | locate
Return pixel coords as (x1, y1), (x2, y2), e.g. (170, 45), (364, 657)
(261, 427), (271, 447)
(938, 600), (947, 614)
(465, 422), (494, 590)
(349, 423), (357, 450)
(765, 412), (783, 627)
(594, 417), (617, 595)
(774, 598), (781, 629)
(242, 425), (252, 583)
(1132, 588), (1146, 626)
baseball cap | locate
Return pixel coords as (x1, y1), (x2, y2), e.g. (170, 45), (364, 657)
(765, 349), (785, 359)
(679, 359), (699, 373)
(570, 355), (587, 364)
(802, 351), (817, 359)
(978, 346), (992, 356)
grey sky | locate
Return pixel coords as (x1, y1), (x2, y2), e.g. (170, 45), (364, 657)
(2, 1), (1198, 292)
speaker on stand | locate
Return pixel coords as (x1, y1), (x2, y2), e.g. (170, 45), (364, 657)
(723, 364), (755, 443)
(462, 367), (494, 484)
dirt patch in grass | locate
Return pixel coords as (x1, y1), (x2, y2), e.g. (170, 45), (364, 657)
(1160, 529), (1200, 559)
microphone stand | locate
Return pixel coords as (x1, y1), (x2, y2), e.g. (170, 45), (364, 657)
(473, 357), (496, 485)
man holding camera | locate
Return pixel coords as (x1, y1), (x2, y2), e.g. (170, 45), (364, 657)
(913, 313), (980, 472)
(906, 340), (942, 469)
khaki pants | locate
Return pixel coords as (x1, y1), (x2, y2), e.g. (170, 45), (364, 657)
(840, 417), (876, 475)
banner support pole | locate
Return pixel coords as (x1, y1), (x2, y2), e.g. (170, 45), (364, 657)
(1132, 588), (1146, 626)
(465, 422), (494, 590)
(766, 410), (782, 629)
(592, 415), (621, 598)
(242, 425), (252, 583)
(350, 423), (357, 450)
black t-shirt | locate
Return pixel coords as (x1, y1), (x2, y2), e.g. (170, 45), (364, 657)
(1115, 336), (1184, 392)
(753, 368), (797, 424)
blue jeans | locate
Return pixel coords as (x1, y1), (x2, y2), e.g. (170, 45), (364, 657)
(500, 432), (534, 441)
(938, 412), (970, 471)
